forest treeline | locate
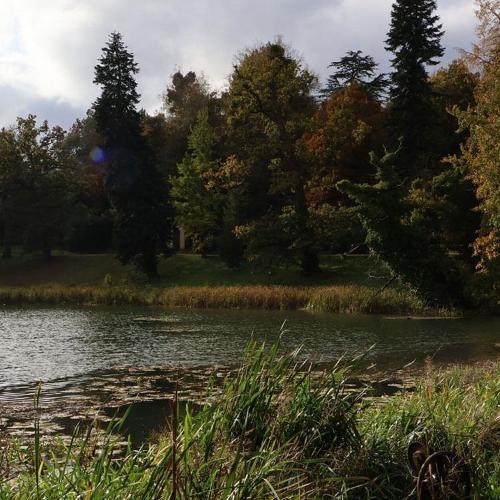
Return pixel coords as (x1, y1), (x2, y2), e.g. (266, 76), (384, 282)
(0, 0), (498, 308)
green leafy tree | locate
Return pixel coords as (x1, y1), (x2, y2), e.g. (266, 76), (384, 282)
(161, 71), (219, 179)
(321, 50), (388, 100)
(0, 127), (24, 258)
(409, 164), (480, 262)
(93, 32), (172, 278)
(64, 112), (114, 252)
(8, 116), (82, 259)
(171, 108), (222, 255)
(386, 0), (444, 177)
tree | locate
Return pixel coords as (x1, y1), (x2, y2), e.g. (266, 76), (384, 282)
(321, 50), (388, 100)
(304, 83), (386, 206)
(171, 108), (222, 255)
(64, 112), (114, 252)
(409, 164), (481, 262)
(160, 71), (219, 178)
(337, 149), (470, 307)
(302, 83), (387, 253)
(454, 1), (499, 285)
(4, 116), (82, 259)
(93, 32), (172, 278)
(386, 0), (444, 177)
(0, 127), (24, 258)
(222, 41), (319, 273)
(429, 60), (479, 159)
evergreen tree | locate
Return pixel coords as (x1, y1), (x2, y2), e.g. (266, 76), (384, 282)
(94, 32), (172, 278)
(171, 108), (222, 256)
(386, 0), (444, 177)
(321, 50), (388, 100)
(337, 149), (470, 307)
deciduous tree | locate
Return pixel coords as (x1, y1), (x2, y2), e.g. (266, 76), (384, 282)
(223, 41), (319, 273)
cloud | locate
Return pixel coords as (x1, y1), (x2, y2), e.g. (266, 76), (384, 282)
(0, 0), (477, 129)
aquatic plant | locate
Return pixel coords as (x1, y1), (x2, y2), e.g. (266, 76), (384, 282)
(0, 284), (450, 316)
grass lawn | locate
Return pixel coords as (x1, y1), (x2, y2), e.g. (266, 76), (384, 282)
(0, 251), (391, 289)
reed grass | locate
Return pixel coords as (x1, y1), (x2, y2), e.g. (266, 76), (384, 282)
(0, 284), (449, 315)
(1, 337), (498, 498)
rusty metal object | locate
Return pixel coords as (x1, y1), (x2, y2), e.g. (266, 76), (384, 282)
(408, 442), (471, 499)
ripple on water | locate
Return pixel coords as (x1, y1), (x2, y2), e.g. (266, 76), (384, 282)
(0, 306), (499, 405)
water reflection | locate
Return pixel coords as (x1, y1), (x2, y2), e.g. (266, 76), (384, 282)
(0, 306), (499, 402)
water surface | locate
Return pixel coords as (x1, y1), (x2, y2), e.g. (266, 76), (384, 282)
(1, 306), (498, 403)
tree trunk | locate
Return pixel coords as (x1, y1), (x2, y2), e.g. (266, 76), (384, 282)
(140, 245), (159, 281)
(41, 233), (52, 261)
(294, 185), (319, 275)
(2, 219), (12, 259)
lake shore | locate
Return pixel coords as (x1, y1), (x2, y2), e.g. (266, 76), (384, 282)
(0, 283), (456, 316)
(3, 252), (496, 315)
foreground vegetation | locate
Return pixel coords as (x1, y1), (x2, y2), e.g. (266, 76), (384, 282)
(1, 340), (498, 498)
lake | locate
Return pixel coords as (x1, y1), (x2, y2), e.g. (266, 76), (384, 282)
(1, 306), (499, 404)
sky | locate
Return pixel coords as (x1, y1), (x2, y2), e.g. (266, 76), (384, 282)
(0, 0), (477, 129)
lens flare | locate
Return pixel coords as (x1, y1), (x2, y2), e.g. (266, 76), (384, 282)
(90, 146), (106, 164)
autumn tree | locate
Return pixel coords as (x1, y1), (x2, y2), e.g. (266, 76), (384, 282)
(454, 1), (500, 287)
(93, 32), (172, 278)
(302, 83), (387, 252)
(429, 60), (479, 159)
(222, 41), (319, 273)
(304, 83), (386, 206)
(386, 0), (444, 177)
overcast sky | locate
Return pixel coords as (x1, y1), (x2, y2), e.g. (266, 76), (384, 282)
(0, 0), (476, 129)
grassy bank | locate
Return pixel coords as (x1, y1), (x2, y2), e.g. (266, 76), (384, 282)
(1, 341), (498, 498)
(0, 251), (388, 288)
(0, 284), (442, 315)
(0, 252), (452, 315)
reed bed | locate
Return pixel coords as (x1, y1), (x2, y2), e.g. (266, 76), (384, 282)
(1, 338), (498, 498)
(0, 284), (445, 315)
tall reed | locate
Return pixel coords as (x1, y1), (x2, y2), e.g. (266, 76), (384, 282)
(1, 338), (497, 498)
(0, 284), (448, 315)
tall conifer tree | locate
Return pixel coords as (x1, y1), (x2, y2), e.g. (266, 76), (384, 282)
(94, 32), (172, 278)
(321, 50), (388, 100)
(386, 0), (444, 177)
